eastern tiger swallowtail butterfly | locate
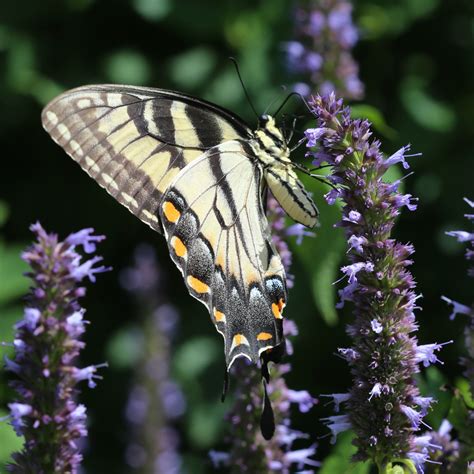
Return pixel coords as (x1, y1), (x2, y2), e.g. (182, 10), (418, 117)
(41, 85), (318, 439)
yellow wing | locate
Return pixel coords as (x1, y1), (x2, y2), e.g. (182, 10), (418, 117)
(41, 84), (251, 233)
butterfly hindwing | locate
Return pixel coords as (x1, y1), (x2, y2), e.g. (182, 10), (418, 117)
(41, 85), (251, 233)
(159, 140), (287, 367)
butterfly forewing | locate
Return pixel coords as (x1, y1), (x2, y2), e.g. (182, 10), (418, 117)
(41, 85), (251, 233)
(159, 141), (287, 367)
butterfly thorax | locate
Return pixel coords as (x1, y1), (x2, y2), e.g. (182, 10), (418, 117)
(251, 115), (291, 168)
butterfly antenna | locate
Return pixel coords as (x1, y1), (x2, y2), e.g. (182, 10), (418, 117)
(273, 91), (312, 118)
(263, 84), (288, 117)
(229, 57), (259, 119)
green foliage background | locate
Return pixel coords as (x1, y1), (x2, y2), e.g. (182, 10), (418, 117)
(0, 0), (473, 472)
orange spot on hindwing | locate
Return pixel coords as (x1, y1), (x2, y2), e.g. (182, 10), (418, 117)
(171, 236), (187, 258)
(213, 308), (226, 323)
(271, 298), (285, 319)
(163, 201), (180, 223)
(257, 332), (273, 341)
(230, 334), (250, 352)
(187, 276), (210, 294)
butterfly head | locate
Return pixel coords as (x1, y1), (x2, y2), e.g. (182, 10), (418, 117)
(258, 114), (279, 134)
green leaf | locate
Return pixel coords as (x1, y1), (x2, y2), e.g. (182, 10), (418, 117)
(351, 104), (396, 139)
(359, 0), (440, 38)
(319, 431), (371, 474)
(104, 50), (151, 85)
(132, 0), (172, 21)
(0, 243), (29, 306)
(5, 34), (36, 93)
(168, 47), (217, 90)
(105, 326), (144, 369)
(404, 0), (440, 18)
(455, 377), (474, 410)
(310, 248), (342, 326)
(0, 409), (23, 467)
(387, 466), (406, 474)
(173, 336), (220, 381)
(389, 459), (417, 474)
(413, 174), (442, 204)
(187, 402), (227, 449)
(400, 76), (456, 132)
(206, 67), (244, 110)
(30, 75), (64, 106)
(447, 390), (470, 432)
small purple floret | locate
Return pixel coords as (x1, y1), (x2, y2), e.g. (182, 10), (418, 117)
(65, 228), (105, 254)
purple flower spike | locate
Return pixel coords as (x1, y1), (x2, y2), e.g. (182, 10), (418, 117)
(5, 223), (109, 473)
(286, 0), (363, 99)
(307, 94), (440, 471)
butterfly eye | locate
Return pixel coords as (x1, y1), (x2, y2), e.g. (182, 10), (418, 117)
(259, 114), (269, 125)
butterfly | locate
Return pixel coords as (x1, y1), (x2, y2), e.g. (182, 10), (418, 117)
(41, 85), (318, 438)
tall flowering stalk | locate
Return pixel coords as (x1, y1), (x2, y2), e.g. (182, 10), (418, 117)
(5, 223), (109, 473)
(306, 94), (446, 472)
(285, 0), (364, 99)
(210, 194), (318, 473)
(442, 198), (474, 467)
(121, 244), (184, 473)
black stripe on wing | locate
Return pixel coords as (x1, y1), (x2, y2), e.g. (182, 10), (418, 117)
(75, 84), (253, 149)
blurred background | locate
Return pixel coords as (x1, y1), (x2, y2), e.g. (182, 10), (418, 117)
(0, 0), (473, 472)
